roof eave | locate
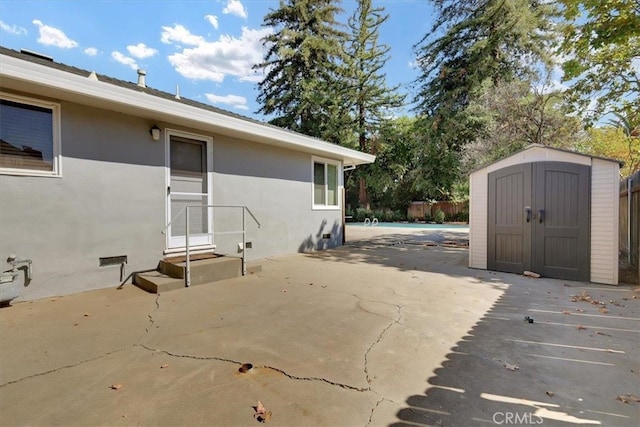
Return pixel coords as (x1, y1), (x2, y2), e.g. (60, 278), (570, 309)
(0, 53), (375, 166)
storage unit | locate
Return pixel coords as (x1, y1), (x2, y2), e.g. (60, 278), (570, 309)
(469, 145), (621, 284)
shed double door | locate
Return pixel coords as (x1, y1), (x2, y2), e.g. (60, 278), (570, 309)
(488, 162), (590, 281)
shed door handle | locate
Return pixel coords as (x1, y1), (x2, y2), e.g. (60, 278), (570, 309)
(538, 209), (544, 223)
(525, 208), (531, 223)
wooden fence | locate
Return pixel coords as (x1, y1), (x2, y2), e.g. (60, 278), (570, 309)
(407, 201), (469, 221)
(619, 171), (640, 279)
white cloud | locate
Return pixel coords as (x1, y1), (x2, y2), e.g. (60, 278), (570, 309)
(223, 0), (248, 19)
(0, 20), (27, 35)
(161, 24), (205, 46)
(84, 47), (98, 56)
(32, 19), (78, 48)
(205, 93), (248, 110)
(127, 43), (158, 59)
(205, 15), (219, 30)
(111, 51), (138, 70)
(167, 26), (272, 83)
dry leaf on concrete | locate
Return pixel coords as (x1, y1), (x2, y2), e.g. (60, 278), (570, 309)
(616, 394), (640, 404)
(576, 325), (587, 330)
(160, 364), (169, 369)
(254, 400), (272, 423)
(503, 363), (519, 371)
(598, 307), (609, 314)
(546, 391), (555, 397)
(562, 311), (571, 315)
(110, 384), (123, 390)
(83, 313), (92, 317)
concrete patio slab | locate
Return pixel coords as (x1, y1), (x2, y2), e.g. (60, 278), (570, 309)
(1, 226), (638, 426)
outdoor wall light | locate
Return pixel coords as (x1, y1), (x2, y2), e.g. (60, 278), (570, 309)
(150, 125), (161, 141)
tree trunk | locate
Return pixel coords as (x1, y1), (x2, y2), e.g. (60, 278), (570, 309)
(358, 177), (369, 209)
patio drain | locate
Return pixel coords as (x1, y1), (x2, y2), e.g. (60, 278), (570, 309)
(238, 363), (253, 373)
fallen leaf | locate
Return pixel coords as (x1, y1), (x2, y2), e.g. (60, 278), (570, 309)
(575, 308), (585, 312)
(546, 391), (555, 397)
(562, 311), (571, 315)
(524, 271), (541, 278)
(576, 325), (587, 330)
(281, 289), (288, 293)
(254, 400), (272, 423)
(160, 364), (169, 369)
(83, 313), (92, 317)
(110, 384), (123, 390)
(598, 307), (609, 314)
(504, 363), (519, 371)
(616, 394), (640, 404)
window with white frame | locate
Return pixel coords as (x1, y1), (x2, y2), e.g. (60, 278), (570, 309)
(0, 93), (61, 176)
(313, 158), (340, 209)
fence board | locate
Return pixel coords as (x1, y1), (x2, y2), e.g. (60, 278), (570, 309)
(620, 171), (640, 276)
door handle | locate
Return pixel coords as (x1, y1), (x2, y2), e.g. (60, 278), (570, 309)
(538, 209), (544, 223)
(525, 207), (531, 223)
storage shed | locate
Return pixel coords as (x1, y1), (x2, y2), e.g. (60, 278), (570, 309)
(469, 144), (621, 285)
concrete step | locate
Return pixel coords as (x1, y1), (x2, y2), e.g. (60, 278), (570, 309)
(133, 256), (245, 294)
(134, 271), (185, 293)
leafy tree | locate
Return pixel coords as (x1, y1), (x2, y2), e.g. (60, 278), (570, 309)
(559, 0), (640, 120)
(254, 0), (349, 140)
(345, 0), (405, 207)
(576, 107), (640, 176)
(460, 80), (585, 172)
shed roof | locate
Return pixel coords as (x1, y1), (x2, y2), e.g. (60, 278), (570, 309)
(0, 46), (375, 166)
(470, 144), (624, 175)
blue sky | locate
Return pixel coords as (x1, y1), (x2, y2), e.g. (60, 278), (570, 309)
(0, 0), (434, 120)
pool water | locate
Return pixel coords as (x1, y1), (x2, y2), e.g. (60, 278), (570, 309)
(347, 222), (468, 229)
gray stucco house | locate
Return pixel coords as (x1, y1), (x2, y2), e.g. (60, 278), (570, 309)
(0, 47), (374, 301)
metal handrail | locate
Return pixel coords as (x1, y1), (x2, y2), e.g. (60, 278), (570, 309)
(164, 204), (261, 287)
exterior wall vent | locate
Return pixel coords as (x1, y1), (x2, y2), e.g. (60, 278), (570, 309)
(99, 255), (128, 267)
(322, 233), (331, 239)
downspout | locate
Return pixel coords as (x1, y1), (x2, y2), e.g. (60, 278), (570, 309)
(629, 177), (633, 265)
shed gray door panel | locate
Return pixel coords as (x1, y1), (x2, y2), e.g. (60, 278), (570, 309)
(487, 161), (590, 281)
(488, 164), (531, 274)
(533, 162), (590, 281)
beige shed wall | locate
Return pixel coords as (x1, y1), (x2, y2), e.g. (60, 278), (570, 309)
(590, 158), (620, 284)
(469, 146), (619, 284)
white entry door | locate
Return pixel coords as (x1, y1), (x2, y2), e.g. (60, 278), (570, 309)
(167, 131), (213, 249)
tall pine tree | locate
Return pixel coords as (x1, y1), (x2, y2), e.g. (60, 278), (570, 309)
(412, 0), (559, 198)
(254, 0), (348, 140)
(346, 0), (405, 207)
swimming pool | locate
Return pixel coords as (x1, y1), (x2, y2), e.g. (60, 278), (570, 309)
(347, 222), (468, 229)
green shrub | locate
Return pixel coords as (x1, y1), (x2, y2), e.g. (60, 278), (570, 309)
(392, 210), (406, 221)
(434, 208), (445, 224)
(355, 208), (372, 222)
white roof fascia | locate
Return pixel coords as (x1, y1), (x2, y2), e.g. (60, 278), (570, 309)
(0, 53), (375, 166)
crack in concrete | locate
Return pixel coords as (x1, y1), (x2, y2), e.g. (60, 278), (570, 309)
(136, 344), (370, 392)
(364, 304), (403, 385)
(0, 348), (128, 388)
(366, 397), (386, 427)
(260, 366), (369, 392)
(140, 294), (161, 338)
(136, 344), (242, 365)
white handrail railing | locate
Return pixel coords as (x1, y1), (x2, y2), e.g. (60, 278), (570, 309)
(164, 205), (261, 287)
